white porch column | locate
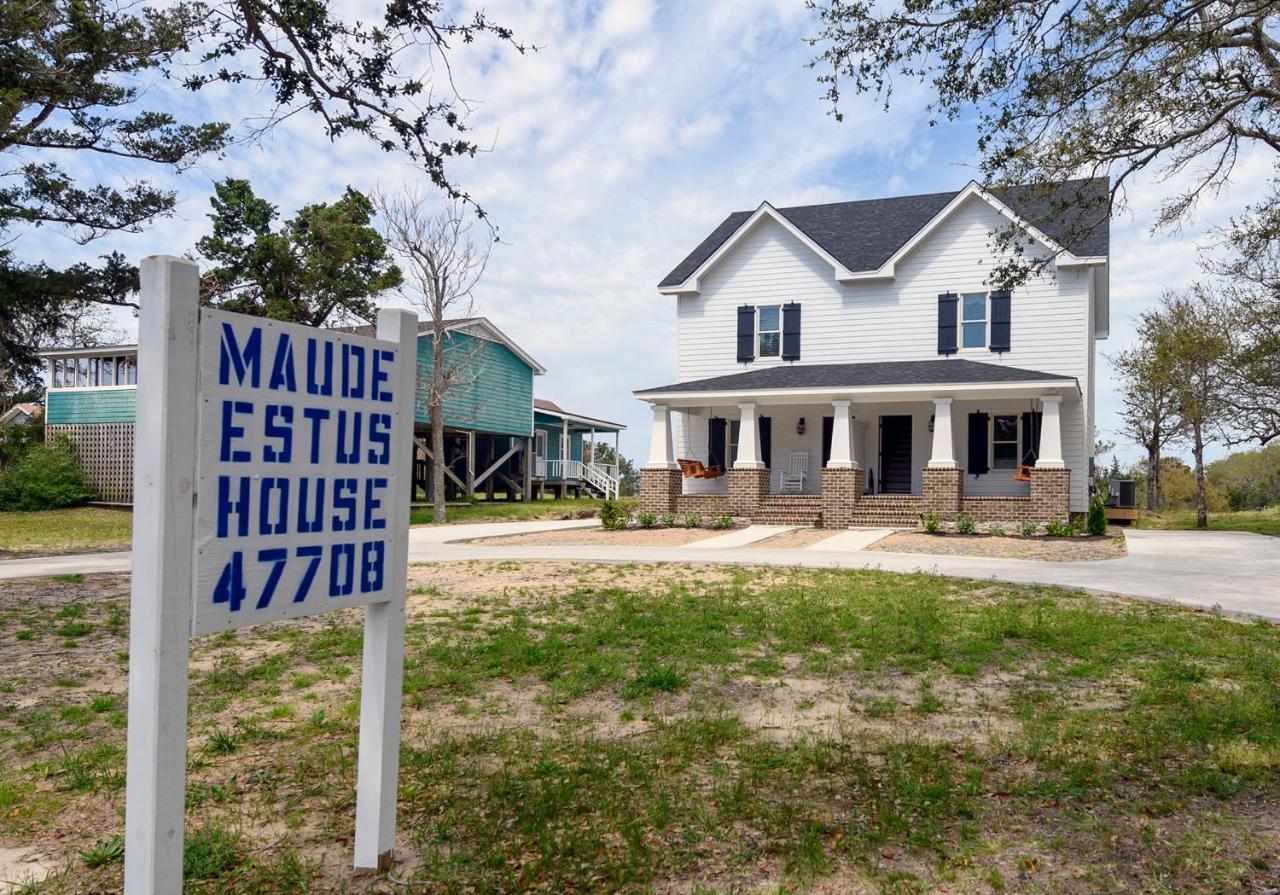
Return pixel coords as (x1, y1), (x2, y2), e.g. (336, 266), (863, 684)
(1035, 395), (1065, 468)
(826, 400), (857, 469)
(927, 398), (958, 468)
(734, 402), (765, 469)
(645, 403), (677, 469)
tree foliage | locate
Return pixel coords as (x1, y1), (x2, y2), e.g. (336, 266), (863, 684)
(197, 179), (402, 327)
(1110, 319), (1184, 510)
(808, 0), (1280, 283)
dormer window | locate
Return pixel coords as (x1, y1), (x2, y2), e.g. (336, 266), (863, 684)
(757, 306), (781, 358)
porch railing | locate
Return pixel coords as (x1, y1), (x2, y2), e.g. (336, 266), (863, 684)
(537, 459), (620, 499)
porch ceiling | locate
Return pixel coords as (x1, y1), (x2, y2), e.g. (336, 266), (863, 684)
(634, 359), (1078, 406)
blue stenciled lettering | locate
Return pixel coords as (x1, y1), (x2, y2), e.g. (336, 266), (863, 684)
(368, 413), (391, 464)
(219, 323), (262, 387)
(219, 401), (252, 462)
(332, 478), (357, 531)
(255, 548), (288, 609)
(269, 332), (297, 392)
(364, 477), (387, 530)
(303, 407), (330, 463)
(294, 545), (323, 602)
(329, 543), (355, 597)
(216, 475), (251, 537)
(336, 410), (362, 464)
(342, 344), (366, 399)
(258, 477), (289, 536)
(371, 349), (394, 402)
(306, 339), (334, 396)
(264, 405), (293, 463)
(212, 551), (246, 612)
(360, 540), (385, 593)
(296, 477), (325, 533)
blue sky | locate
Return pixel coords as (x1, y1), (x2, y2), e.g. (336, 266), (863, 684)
(23, 0), (1269, 467)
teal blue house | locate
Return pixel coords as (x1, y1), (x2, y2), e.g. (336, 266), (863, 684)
(39, 316), (624, 504)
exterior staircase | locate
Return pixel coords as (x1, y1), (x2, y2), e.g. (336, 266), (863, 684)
(752, 494), (824, 526)
(845, 494), (922, 527)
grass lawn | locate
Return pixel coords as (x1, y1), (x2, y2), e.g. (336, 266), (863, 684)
(410, 496), (602, 525)
(0, 507), (133, 557)
(1136, 506), (1280, 538)
(2, 562), (1279, 893)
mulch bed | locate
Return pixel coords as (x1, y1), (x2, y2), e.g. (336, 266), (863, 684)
(868, 530), (1127, 562)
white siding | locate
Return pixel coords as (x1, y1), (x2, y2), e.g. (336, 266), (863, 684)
(671, 194), (1094, 510)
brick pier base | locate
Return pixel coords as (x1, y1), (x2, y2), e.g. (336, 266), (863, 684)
(638, 467), (681, 514)
(727, 468), (770, 517)
(1030, 467), (1071, 523)
(921, 466), (963, 516)
(820, 467), (865, 529)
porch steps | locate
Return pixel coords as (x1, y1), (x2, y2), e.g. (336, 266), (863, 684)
(844, 495), (923, 528)
(752, 495), (824, 526)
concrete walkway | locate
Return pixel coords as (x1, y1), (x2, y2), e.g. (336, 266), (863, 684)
(684, 525), (795, 549)
(1, 521), (1277, 620)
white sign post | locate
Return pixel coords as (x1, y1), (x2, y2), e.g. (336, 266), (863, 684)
(123, 256), (417, 893)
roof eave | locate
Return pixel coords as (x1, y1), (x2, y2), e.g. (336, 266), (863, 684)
(633, 378), (1081, 405)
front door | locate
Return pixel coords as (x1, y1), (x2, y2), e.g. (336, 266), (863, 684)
(534, 430), (547, 477)
(878, 415), (913, 494)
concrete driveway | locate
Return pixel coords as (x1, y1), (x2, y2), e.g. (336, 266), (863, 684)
(1, 522), (1276, 620)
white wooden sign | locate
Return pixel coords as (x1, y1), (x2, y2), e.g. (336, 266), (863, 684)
(124, 257), (417, 894)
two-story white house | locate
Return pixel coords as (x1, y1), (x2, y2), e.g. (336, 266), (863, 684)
(634, 179), (1109, 527)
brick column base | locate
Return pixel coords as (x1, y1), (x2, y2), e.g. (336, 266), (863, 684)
(921, 466), (963, 516)
(727, 468), (770, 517)
(638, 468), (681, 514)
(820, 467), (864, 529)
(1030, 467), (1071, 523)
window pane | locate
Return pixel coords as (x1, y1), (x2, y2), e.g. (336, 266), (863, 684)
(758, 306), (780, 331)
(962, 293), (986, 321)
(962, 321), (985, 348)
(759, 332), (781, 357)
(993, 442), (1018, 469)
(993, 415), (1018, 441)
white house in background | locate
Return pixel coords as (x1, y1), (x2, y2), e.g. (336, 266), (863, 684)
(633, 179), (1110, 527)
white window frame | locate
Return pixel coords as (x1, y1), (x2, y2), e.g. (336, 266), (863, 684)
(960, 291), (988, 351)
(991, 414), (1019, 472)
(757, 305), (782, 359)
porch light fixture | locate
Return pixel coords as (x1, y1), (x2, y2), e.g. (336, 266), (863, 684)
(796, 417), (806, 435)
(929, 414), (935, 433)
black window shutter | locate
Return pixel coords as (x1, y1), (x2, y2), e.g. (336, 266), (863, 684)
(938, 293), (958, 355)
(736, 305), (755, 363)
(708, 417), (726, 468)
(967, 412), (990, 475)
(759, 417), (772, 468)
(990, 290), (1011, 353)
(1020, 411), (1042, 467)
(821, 416), (834, 466)
(781, 302), (801, 361)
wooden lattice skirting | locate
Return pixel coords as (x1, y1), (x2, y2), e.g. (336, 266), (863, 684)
(46, 423), (135, 505)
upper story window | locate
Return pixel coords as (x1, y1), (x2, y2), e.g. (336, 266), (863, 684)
(48, 353), (137, 389)
(757, 306), (781, 358)
(961, 292), (987, 348)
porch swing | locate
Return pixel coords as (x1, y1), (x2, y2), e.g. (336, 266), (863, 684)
(1014, 398), (1039, 482)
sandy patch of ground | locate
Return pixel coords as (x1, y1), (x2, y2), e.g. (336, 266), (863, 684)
(752, 528), (841, 549)
(466, 526), (733, 547)
(0, 848), (52, 892)
(869, 530), (1127, 562)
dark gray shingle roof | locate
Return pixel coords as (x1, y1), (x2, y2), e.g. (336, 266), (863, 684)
(658, 177), (1110, 288)
(635, 359), (1075, 395)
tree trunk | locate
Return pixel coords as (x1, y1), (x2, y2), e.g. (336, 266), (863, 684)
(1145, 445), (1158, 511)
(1192, 421), (1208, 529)
(430, 399), (446, 523)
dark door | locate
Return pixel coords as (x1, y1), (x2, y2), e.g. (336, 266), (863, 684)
(878, 416), (913, 494)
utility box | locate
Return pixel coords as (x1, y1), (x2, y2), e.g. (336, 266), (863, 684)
(1105, 478), (1138, 523)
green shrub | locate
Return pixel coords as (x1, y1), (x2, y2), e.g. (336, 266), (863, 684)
(712, 515), (734, 530)
(0, 437), (93, 511)
(1087, 494), (1108, 536)
(955, 513), (976, 535)
(1043, 519), (1075, 538)
(920, 511), (941, 534)
(658, 511), (677, 528)
(1019, 520), (1038, 537)
(684, 513), (703, 529)
(637, 512), (658, 529)
(987, 524), (1006, 537)
(599, 498), (637, 531)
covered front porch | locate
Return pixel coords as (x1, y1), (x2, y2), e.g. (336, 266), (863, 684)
(634, 361), (1080, 527)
